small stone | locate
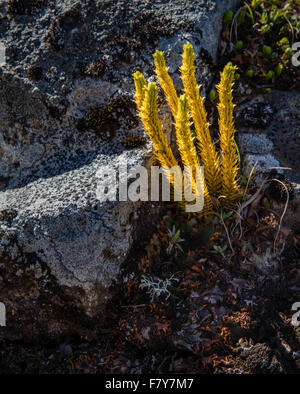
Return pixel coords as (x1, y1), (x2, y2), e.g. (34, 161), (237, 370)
(59, 344), (73, 357)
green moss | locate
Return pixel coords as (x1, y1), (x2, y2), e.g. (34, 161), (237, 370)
(234, 40), (244, 51)
(223, 10), (234, 23)
(266, 70), (275, 80)
(220, 0), (300, 89)
(262, 45), (272, 56)
(209, 88), (218, 102)
(245, 68), (254, 78)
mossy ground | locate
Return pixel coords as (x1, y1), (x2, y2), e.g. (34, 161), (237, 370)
(218, 0), (300, 92)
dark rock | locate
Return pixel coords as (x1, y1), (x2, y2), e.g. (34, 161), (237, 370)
(240, 103), (274, 129)
(0, 0), (241, 339)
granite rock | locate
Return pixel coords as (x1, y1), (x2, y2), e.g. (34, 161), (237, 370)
(0, 0), (240, 337)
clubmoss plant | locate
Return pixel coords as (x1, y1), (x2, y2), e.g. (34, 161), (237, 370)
(134, 43), (240, 216)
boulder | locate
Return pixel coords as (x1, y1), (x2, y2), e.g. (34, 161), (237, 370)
(237, 90), (300, 230)
(0, 0), (240, 339)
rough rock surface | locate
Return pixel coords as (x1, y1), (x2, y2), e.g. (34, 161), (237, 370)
(237, 90), (300, 232)
(237, 91), (300, 184)
(0, 0), (240, 337)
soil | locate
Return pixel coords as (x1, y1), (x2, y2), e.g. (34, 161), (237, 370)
(1, 183), (300, 374)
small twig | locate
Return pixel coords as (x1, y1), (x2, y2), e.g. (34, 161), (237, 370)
(157, 356), (169, 373)
(259, 166), (292, 172)
(238, 179), (269, 214)
(230, 206), (243, 240)
(230, 6), (247, 44)
(236, 177), (290, 253)
(120, 304), (146, 309)
(242, 161), (258, 202)
(220, 214), (234, 253)
(252, 167), (292, 180)
(284, 14), (295, 45)
(254, 210), (260, 224)
(272, 179), (289, 253)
